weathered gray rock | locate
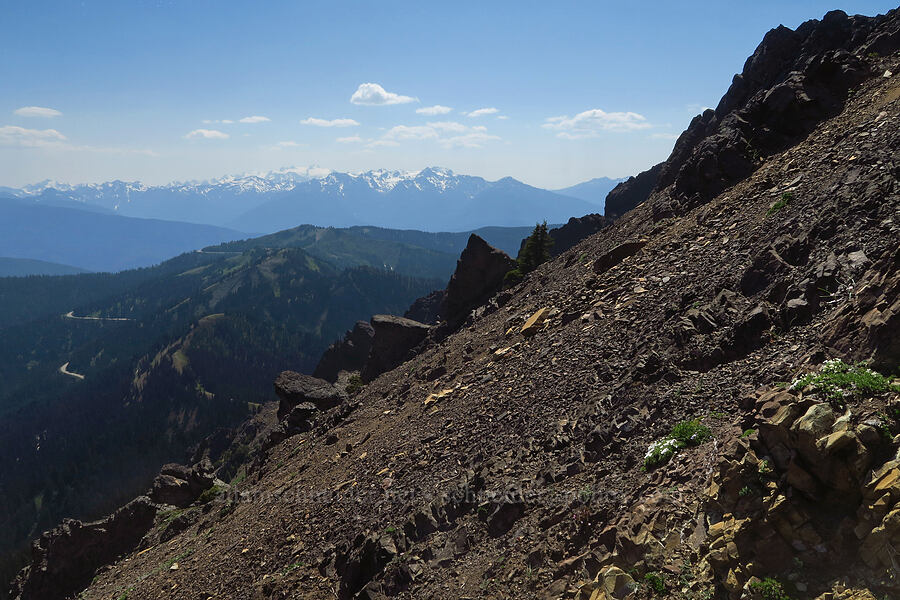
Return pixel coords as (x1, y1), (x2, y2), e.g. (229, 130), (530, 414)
(442, 234), (516, 328)
(313, 320), (376, 383)
(148, 461), (215, 507)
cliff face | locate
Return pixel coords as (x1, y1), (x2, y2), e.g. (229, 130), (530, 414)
(13, 9), (900, 600)
(604, 9), (900, 220)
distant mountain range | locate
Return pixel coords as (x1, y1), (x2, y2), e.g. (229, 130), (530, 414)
(5, 167), (617, 233)
(0, 197), (245, 273)
(553, 176), (627, 206)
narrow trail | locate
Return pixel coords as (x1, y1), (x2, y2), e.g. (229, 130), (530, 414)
(58, 362), (85, 380)
(63, 310), (133, 322)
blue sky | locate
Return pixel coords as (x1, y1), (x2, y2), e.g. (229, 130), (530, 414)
(1, 0), (896, 189)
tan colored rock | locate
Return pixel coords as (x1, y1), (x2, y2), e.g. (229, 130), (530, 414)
(520, 308), (549, 336)
(794, 403), (836, 438)
(818, 429), (858, 453)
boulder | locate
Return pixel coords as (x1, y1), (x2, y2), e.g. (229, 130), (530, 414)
(313, 320), (376, 383)
(441, 234), (516, 328)
(148, 461), (215, 507)
(592, 241), (647, 275)
(11, 496), (157, 600)
(275, 371), (347, 418)
(404, 289), (446, 325)
(361, 315), (431, 382)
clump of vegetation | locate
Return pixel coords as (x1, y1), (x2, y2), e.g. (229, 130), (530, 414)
(196, 484), (224, 505)
(790, 359), (900, 405)
(644, 572), (666, 594)
(739, 485), (756, 497)
(505, 222), (554, 286)
(643, 419), (712, 470)
(345, 374), (364, 394)
(766, 191), (794, 216)
(749, 577), (792, 600)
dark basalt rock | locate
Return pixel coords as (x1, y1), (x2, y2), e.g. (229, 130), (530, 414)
(592, 241), (647, 275)
(313, 320), (376, 383)
(275, 371), (347, 417)
(441, 234), (516, 328)
(547, 214), (612, 256)
(361, 315), (431, 382)
(11, 496), (157, 600)
(603, 162), (664, 218)
(148, 461), (215, 508)
(404, 289), (446, 325)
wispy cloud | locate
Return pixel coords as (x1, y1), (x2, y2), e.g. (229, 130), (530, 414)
(301, 117), (360, 127)
(465, 107), (499, 118)
(0, 125), (67, 147)
(350, 83), (417, 106)
(276, 141), (301, 147)
(184, 129), (229, 140)
(365, 121), (499, 149)
(542, 108), (651, 139)
(14, 106), (62, 118)
(239, 115), (271, 123)
(416, 105), (453, 115)
(336, 136), (364, 143)
(202, 119), (234, 124)
(497, 115), (509, 120)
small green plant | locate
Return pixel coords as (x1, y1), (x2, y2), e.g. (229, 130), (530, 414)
(280, 561), (304, 575)
(749, 577), (792, 600)
(868, 51), (881, 59)
(196, 484), (223, 505)
(345, 374), (364, 394)
(758, 460), (773, 476)
(707, 411), (727, 420)
(739, 485), (755, 498)
(790, 359), (900, 406)
(643, 419), (712, 470)
(644, 572), (666, 594)
(767, 192), (794, 216)
(741, 428), (757, 439)
(383, 525), (397, 535)
(579, 485), (594, 503)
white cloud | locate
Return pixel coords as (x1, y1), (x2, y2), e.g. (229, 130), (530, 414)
(416, 105), (453, 115)
(367, 121), (500, 149)
(497, 115), (509, 120)
(301, 117), (360, 127)
(440, 132), (501, 148)
(426, 121), (468, 133)
(383, 125), (439, 141)
(202, 119), (234, 124)
(184, 129), (229, 140)
(350, 83), (417, 106)
(542, 108), (651, 139)
(0, 125), (67, 147)
(14, 106), (62, 118)
(239, 115), (270, 124)
(650, 132), (679, 140)
(276, 141), (301, 147)
(336, 136), (364, 143)
(465, 107), (499, 118)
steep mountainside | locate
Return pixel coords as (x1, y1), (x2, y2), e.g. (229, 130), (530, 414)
(12, 8), (900, 600)
(0, 197), (244, 272)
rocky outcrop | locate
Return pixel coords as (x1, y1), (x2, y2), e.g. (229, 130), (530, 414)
(441, 234), (516, 328)
(546, 214), (612, 257)
(404, 289), (446, 325)
(657, 9), (899, 210)
(603, 162), (663, 218)
(148, 461), (215, 508)
(361, 315), (431, 382)
(10, 497), (157, 600)
(275, 371), (347, 417)
(313, 321), (376, 383)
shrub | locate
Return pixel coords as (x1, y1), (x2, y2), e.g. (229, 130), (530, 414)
(196, 484), (223, 505)
(345, 374), (364, 395)
(517, 222), (554, 274)
(503, 268), (524, 288)
(644, 419), (711, 470)
(749, 577), (792, 600)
